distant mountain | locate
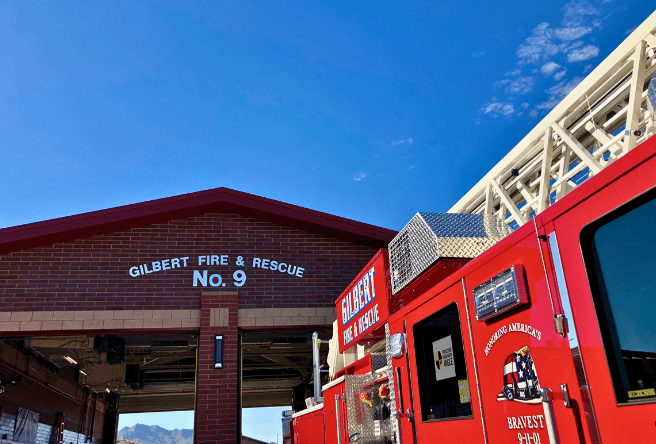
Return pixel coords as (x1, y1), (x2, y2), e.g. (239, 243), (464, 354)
(117, 424), (193, 444)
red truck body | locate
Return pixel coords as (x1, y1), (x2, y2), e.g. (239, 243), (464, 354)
(292, 133), (656, 444)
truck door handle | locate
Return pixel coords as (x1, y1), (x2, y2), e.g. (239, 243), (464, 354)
(394, 367), (404, 413)
(560, 383), (571, 408)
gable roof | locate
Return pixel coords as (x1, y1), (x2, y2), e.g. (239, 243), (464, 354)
(0, 187), (395, 254)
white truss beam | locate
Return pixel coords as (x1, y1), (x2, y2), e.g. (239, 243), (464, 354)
(537, 126), (553, 213)
(449, 10), (656, 228)
(626, 40), (648, 151)
(552, 123), (603, 174)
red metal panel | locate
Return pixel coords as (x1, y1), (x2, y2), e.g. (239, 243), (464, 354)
(463, 230), (584, 444)
(323, 381), (347, 444)
(336, 250), (391, 353)
(292, 407), (325, 444)
(390, 258), (469, 314)
(391, 282), (486, 444)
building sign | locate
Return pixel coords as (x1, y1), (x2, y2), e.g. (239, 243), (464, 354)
(126, 255), (306, 288)
(336, 250), (391, 353)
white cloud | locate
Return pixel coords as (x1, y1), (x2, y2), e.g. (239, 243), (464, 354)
(494, 79), (509, 88)
(472, 51), (486, 58)
(535, 76), (584, 111)
(408, 165), (416, 170)
(625, 26), (637, 36)
(517, 22), (561, 64)
(541, 61), (561, 76)
(554, 26), (592, 41)
(495, 76), (534, 95)
(353, 173), (368, 181)
(482, 101), (516, 117)
(516, 2), (602, 65)
(516, 24), (594, 65)
(507, 76), (535, 95)
(562, 0), (599, 27)
(584, 64), (594, 73)
(391, 138), (413, 146)
(567, 45), (599, 62)
(484, 0), (606, 123)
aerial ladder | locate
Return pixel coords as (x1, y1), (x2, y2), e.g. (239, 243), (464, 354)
(449, 10), (656, 228)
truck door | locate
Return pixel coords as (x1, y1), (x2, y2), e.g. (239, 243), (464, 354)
(546, 153), (656, 442)
(390, 281), (486, 444)
(462, 226), (586, 444)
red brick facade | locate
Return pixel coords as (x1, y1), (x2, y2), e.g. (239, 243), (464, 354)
(0, 212), (380, 314)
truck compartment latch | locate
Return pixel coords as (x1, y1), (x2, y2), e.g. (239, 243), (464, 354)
(553, 314), (568, 337)
(560, 383), (571, 408)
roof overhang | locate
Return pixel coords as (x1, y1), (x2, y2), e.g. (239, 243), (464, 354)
(0, 187), (395, 254)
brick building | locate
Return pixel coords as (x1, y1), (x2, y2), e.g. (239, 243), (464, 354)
(0, 188), (394, 444)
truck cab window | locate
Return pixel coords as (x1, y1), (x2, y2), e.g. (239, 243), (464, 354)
(582, 190), (656, 404)
(412, 302), (473, 421)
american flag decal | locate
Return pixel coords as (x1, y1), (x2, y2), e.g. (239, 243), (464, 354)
(496, 346), (541, 404)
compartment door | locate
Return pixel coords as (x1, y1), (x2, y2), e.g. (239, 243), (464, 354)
(402, 282), (486, 444)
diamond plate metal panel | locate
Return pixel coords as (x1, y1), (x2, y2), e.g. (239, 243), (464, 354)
(371, 353), (387, 372)
(344, 374), (392, 443)
(389, 213), (511, 294)
(384, 324), (398, 441)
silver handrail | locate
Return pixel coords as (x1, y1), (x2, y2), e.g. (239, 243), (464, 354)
(540, 388), (560, 444)
(335, 394), (342, 444)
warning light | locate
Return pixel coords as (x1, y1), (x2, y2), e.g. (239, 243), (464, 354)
(473, 265), (528, 321)
(389, 333), (405, 358)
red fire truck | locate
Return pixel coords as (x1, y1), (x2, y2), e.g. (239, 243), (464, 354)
(291, 120), (656, 444)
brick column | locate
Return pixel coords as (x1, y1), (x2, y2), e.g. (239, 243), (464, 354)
(195, 291), (239, 444)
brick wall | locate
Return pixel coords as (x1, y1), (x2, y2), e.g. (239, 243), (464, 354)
(0, 212), (378, 314)
(195, 291), (239, 444)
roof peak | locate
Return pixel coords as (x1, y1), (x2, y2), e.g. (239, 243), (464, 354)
(0, 187), (395, 254)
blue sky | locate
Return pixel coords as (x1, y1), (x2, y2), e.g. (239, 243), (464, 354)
(118, 407), (287, 443)
(118, 410), (196, 432)
(1, 0), (653, 232)
(2, 1), (654, 442)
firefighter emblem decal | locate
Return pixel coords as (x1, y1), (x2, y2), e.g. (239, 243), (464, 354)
(497, 346), (541, 404)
